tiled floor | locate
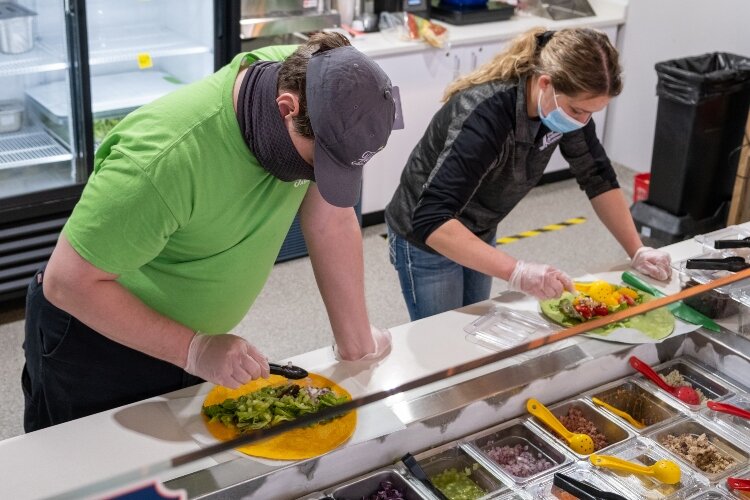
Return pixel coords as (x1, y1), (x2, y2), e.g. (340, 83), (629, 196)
(0, 165), (641, 441)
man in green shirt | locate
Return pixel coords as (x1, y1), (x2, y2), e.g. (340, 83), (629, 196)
(22, 33), (396, 431)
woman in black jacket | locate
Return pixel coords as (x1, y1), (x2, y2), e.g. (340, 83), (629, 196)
(385, 27), (671, 321)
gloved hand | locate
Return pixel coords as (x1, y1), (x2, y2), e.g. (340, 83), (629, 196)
(334, 325), (392, 362)
(508, 260), (575, 299)
(184, 333), (270, 389)
(631, 246), (672, 281)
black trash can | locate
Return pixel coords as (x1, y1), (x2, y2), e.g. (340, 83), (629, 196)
(649, 52), (750, 218)
(632, 52), (750, 246)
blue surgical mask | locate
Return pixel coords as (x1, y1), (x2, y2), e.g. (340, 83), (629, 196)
(537, 86), (588, 133)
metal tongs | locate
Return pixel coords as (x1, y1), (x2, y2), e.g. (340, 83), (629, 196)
(685, 256), (750, 272)
(553, 472), (628, 500)
(714, 236), (750, 249)
(268, 362), (308, 379)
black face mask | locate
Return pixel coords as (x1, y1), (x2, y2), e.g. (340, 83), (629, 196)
(236, 60), (315, 182)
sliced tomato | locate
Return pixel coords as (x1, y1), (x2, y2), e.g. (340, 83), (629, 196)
(593, 305), (609, 316)
(622, 294), (635, 306)
(574, 304), (593, 319)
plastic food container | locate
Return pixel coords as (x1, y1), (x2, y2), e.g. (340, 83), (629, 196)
(721, 467), (750, 498)
(463, 306), (557, 357)
(695, 226), (750, 259)
(699, 396), (750, 449)
(641, 358), (735, 412)
(672, 252), (742, 319)
(527, 399), (633, 459)
(0, 2), (35, 54)
(466, 420), (571, 485)
(415, 444), (510, 499)
(0, 99), (23, 133)
(327, 467), (429, 499)
(648, 419), (749, 482)
(591, 437), (707, 499)
(587, 379), (682, 433)
(687, 489), (733, 499)
(524, 462), (635, 499)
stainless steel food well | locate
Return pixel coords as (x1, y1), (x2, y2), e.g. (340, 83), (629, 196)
(327, 467), (430, 500)
(642, 358), (737, 412)
(523, 462), (637, 499)
(699, 395), (750, 449)
(527, 398), (634, 459)
(591, 437), (708, 499)
(587, 378), (683, 433)
(414, 442), (511, 499)
(647, 418), (749, 483)
(464, 419), (572, 486)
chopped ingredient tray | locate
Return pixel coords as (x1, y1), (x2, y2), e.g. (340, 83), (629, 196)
(587, 379), (681, 432)
(466, 420), (571, 485)
(592, 437), (707, 499)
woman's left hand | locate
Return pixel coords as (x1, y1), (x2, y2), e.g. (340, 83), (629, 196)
(631, 246), (672, 280)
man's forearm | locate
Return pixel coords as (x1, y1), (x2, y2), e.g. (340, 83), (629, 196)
(43, 238), (194, 368)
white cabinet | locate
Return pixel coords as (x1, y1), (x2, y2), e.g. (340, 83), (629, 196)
(363, 41), (508, 214)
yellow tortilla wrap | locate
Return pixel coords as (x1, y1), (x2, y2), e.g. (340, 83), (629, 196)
(202, 373), (356, 460)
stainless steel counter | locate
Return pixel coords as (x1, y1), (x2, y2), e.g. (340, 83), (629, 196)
(164, 328), (750, 499)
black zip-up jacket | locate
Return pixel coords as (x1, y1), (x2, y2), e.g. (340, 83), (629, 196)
(384, 76), (619, 252)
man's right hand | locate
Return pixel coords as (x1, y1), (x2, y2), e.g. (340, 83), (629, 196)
(185, 333), (270, 389)
(508, 260), (575, 299)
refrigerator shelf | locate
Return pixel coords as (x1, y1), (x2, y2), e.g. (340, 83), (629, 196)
(86, 24), (210, 66)
(0, 126), (71, 170)
(0, 45), (68, 77)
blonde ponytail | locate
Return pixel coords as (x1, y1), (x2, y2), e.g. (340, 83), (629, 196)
(442, 26), (622, 102)
(443, 27), (545, 101)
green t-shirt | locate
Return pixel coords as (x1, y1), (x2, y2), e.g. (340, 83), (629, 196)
(63, 46), (310, 333)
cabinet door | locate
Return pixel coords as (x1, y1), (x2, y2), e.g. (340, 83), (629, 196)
(362, 49), (457, 214)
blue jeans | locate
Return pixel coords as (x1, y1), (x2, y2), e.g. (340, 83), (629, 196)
(387, 226), (494, 321)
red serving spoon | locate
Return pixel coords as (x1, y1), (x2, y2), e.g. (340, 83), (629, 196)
(728, 477), (750, 491)
(629, 356), (700, 405)
(708, 400), (750, 420)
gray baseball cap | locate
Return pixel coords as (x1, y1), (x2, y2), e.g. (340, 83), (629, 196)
(307, 45), (395, 208)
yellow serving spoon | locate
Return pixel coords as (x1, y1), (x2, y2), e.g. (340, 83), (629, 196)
(526, 398), (595, 455)
(591, 397), (646, 429)
(590, 454), (681, 485)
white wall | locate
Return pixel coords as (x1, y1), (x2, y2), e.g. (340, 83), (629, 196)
(604, 0), (750, 172)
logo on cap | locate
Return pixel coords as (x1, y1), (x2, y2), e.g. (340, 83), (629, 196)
(351, 147), (383, 167)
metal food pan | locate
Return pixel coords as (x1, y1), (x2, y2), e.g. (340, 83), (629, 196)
(699, 396), (750, 448)
(590, 437), (707, 499)
(528, 399), (633, 459)
(523, 462), (636, 499)
(415, 443), (510, 498)
(647, 359), (735, 412)
(467, 420), (571, 485)
(648, 419), (749, 482)
(328, 468), (429, 500)
(587, 378), (683, 433)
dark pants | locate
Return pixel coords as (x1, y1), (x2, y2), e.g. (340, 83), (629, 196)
(22, 268), (203, 432)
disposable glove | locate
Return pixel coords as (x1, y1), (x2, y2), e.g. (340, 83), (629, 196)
(508, 260), (575, 299)
(631, 246), (672, 280)
(334, 325), (392, 362)
(184, 333), (270, 389)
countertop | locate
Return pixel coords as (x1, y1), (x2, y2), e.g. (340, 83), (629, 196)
(0, 223), (728, 499)
(350, 0), (627, 58)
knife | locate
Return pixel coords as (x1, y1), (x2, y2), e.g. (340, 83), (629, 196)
(621, 271), (721, 332)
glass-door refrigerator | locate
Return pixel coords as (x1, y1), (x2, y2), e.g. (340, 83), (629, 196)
(0, 0), (222, 302)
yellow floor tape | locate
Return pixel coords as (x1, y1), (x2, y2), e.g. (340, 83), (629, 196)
(497, 217), (586, 245)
